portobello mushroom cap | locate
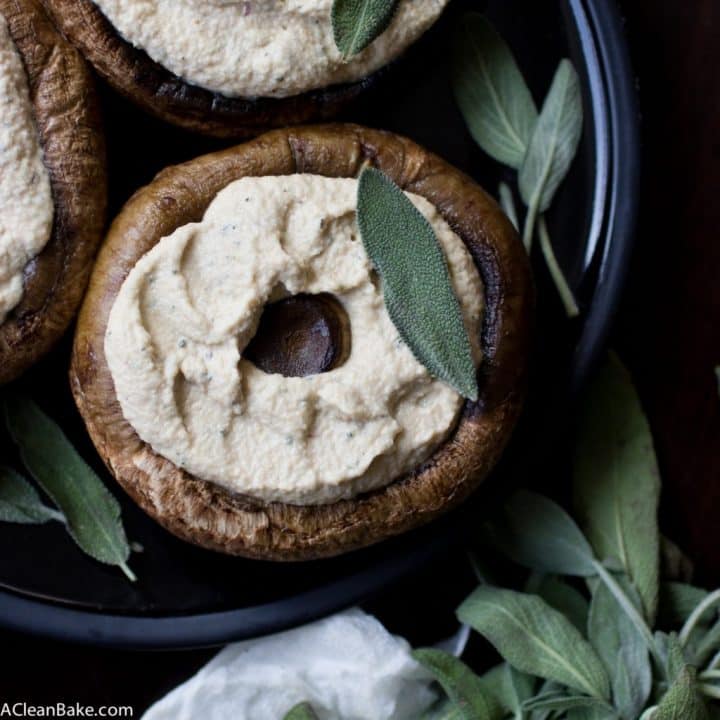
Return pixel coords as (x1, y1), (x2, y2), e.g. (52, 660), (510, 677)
(41, 0), (380, 138)
(70, 124), (533, 561)
(0, 0), (105, 385)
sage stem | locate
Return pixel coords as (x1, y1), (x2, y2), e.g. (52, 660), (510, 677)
(679, 589), (720, 646)
(538, 216), (580, 318)
(700, 669), (720, 681)
(522, 190), (540, 250)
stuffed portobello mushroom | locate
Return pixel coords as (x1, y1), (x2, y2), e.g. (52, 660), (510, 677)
(0, 0), (105, 385)
(70, 125), (532, 561)
(41, 0), (450, 137)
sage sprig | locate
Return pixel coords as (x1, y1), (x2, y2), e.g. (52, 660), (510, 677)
(2, 394), (136, 581)
(414, 354), (720, 719)
(332, 0), (399, 59)
(357, 166), (478, 400)
(452, 13), (583, 318)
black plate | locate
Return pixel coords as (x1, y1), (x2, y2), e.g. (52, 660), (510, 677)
(0, 0), (639, 648)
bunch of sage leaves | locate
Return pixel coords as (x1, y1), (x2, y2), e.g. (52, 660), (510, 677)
(452, 14), (583, 318)
(410, 353), (720, 720)
(282, 354), (719, 720)
(0, 394), (136, 581)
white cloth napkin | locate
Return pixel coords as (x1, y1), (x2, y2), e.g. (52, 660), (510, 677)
(143, 608), (437, 720)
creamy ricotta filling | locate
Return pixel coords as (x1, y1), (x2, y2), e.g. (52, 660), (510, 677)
(105, 174), (483, 505)
(91, 0), (449, 98)
(0, 16), (53, 325)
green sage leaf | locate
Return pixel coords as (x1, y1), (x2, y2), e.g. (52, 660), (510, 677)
(659, 583), (711, 628)
(661, 536), (695, 583)
(452, 13), (538, 168)
(680, 590), (720, 648)
(567, 709), (619, 720)
(692, 620), (720, 668)
(357, 167), (478, 399)
(653, 665), (709, 720)
(530, 575), (589, 633)
(573, 352), (661, 622)
(490, 491), (596, 576)
(523, 694), (607, 713)
(457, 586), (610, 700)
(0, 465), (60, 524)
(476, 663), (535, 717)
(283, 702), (320, 720)
(413, 649), (501, 720)
(660, 632), (695, 690)
(518, 59), (583, 213)
(588, 578), (652, 719)
(4, 395), (136, 581)
(498, 183), (519, 230)
(420, 699), (463, 720)
(332, 0), (399, 58)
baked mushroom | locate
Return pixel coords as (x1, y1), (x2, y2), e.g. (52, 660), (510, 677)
(0, 0), (105, 385)
(70, 124), (532, 561)
(42, 0), (447, 137)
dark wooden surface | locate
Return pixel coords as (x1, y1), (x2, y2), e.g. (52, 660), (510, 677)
(1, 0), (719, 712)
(616, 0), (720, 585)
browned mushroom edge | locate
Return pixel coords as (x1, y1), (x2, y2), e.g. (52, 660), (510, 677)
(42, 0), (381, 138)
(0, 0), (106, 385)
(70, 124), (533, 561)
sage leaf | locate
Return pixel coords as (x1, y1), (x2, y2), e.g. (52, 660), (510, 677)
(332, 0), (399, 58)
(661, 536), (695, 583)
(413, 649), (501, 720)
(530, 575), (589, 633)
(498, 183), (519, 230)
(357, 167), (478, 399)
(659, 583), (711, 627)
(523, 694), (607, 713)
(567, 708), (619, 720)
(518, 59), (583, 213)
(283, 703), (320, 720)
(588, 578), (652, 719)
(420, 699), (463, 720)
(680, 590), (720, 647)
(457, 586), (610, 700)
(452, 13), (538, 169)
(490, 491), (596, 576)
(653, 665), (709, 720)
(4, 395), (136, 581)
(654, 631), (684, 681)
(573, 352), (661, 622)
(693, 620), (720, 668)
(0, 465), (61, 524)
(476, 663), (535, 717)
